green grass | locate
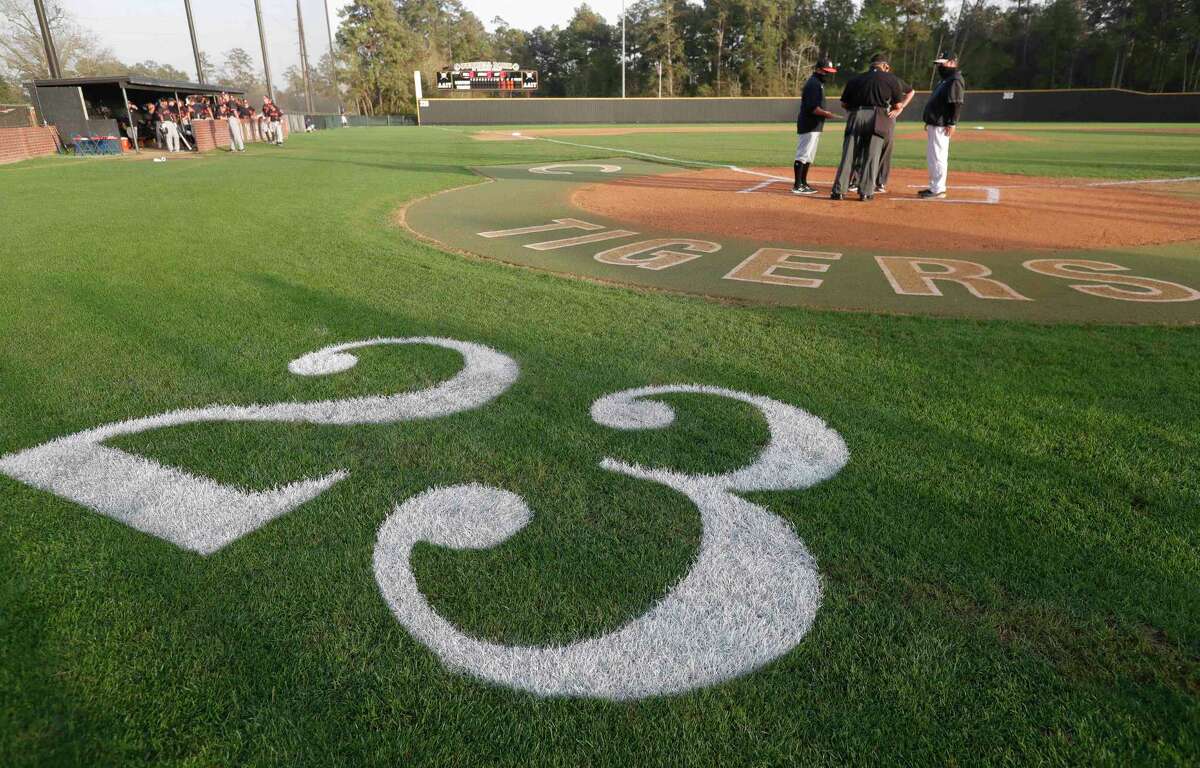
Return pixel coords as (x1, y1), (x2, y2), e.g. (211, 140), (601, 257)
(1, 125), (1198, 766)
(450, 120), (1200, 179)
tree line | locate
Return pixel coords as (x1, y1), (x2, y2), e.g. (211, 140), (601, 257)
(337, 0), (1200, 115)
(0, 0), (336, 111)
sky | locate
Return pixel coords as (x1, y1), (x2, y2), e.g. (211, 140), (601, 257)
(60, 1), (628, 82)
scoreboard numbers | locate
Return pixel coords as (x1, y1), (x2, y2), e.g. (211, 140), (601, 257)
(437, 69), (539, 92)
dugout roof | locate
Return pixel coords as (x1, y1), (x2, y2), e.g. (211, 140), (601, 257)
(30, 76), (244, 96)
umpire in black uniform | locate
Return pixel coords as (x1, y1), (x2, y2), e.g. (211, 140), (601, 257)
(831, 54), (915, 201)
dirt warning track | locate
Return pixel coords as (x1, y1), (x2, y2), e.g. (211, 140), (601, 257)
(401, 158), (1200, 325)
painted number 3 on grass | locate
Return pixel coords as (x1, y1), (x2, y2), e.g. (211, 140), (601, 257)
(0, 337), (849, 701)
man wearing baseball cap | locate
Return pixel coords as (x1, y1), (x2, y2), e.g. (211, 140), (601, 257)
(792, 59), (842, 196)
(919, 51), (966, 199)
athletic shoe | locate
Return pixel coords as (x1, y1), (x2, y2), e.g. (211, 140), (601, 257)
(830, 192), (843, 200)
(849, 185), (859, 192)
(875, 185), (887, 194)
(860, 195), (874, 202)
(793, 185), (818, 196)
(918, 189), (946, 199)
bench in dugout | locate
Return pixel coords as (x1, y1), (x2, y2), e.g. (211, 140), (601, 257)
(71, 135), (122, 156)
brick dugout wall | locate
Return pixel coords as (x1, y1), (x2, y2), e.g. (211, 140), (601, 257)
(0, 126), (59, 164)
(192, 118), (291, 153)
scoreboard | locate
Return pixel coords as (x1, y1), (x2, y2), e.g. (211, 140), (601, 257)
(436, 68), (538, 92)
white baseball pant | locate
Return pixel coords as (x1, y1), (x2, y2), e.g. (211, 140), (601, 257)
(926, 125), (952, 195)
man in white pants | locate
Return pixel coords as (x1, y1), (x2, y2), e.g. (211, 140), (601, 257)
(223, 102), (245, 152)
(919, 52), (965, 199)
(158, 109), (180, 153)
(791, 58), (842, 195)
(263, 98), (284, 146)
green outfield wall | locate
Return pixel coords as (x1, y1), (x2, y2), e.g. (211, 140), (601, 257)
(419, 89), (1200, 125)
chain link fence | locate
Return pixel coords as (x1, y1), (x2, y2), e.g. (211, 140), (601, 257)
(0, 104), (36, 128)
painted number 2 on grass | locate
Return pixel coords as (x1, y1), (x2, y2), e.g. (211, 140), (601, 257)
(0, 337), (849, 701)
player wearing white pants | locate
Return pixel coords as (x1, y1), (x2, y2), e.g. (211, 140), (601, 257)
(227, 114), (245, 152)
(926, 125), (951, 195)
(160, 119), (180, 152)
(795, 133), (821, 164)
(262, 97), (284, 146)
(919, 51), (965, 200)
(791, 59), (841, 196)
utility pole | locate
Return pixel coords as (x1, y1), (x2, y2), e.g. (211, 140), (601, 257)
(32, 0), (62, 79)
(183, 0), (205, 83)
(321, 0), (344, 113)
(657, 60), (662, 98)
(296, 0), (315, 113)
(621, 0), (626, 98)
(254, 0), (276, 101)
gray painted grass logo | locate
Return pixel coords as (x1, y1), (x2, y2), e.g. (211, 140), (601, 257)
(0, 338), (848, 700)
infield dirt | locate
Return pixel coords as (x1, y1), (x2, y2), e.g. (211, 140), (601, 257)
(572, 167), (1200, 252)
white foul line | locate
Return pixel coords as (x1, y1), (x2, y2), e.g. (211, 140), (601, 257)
(896, 185), (1002, 205)
(738, 179), (783, 194)
(532, 135), (792, 184)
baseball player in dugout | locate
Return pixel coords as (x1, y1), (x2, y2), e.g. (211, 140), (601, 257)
(831, 53), (914, 202)
(921, 51), (966, 199)
(793, 59), (843, 196)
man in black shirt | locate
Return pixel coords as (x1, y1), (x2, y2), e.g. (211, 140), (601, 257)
(919, 51), (966, 199)
(831, 53), (914, 201)
(792, 59), (842, 196)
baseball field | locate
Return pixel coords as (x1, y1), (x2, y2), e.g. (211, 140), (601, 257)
(1, 123), (1198, 766)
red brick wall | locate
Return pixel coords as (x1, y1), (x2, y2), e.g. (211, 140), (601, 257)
(191, 118), (288, 153)
(0, 126), (59, 164)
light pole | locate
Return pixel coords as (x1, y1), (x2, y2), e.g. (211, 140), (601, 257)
(31, 0), (61, 79)
(321, 0), (344, 113)
(296, 0), (315, 113)
(183, 0), (204, 83)
(621, 0), (626, 98)
(254, 0), (276, 101)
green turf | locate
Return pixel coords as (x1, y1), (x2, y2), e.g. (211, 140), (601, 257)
(1, 126), (1198, 766)
(446, 121), (1200, 179)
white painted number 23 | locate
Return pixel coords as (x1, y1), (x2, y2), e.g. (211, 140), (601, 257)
(0, 337), (849, 700)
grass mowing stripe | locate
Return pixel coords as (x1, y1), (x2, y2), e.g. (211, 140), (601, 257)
(0, 126), (1197, 767)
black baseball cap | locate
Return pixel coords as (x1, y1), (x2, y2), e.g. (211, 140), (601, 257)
(814, 59), (837, 74)
(934, 51), (958, 63)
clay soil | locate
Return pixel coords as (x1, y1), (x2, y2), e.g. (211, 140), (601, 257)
(571, 167), (1200, 252)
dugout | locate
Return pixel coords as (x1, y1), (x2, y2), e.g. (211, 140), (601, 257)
(25, 76), (244, 149)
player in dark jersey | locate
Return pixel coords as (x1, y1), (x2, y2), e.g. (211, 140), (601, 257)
(919, 51), (966, 199)
(792, 59), (842, 196)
